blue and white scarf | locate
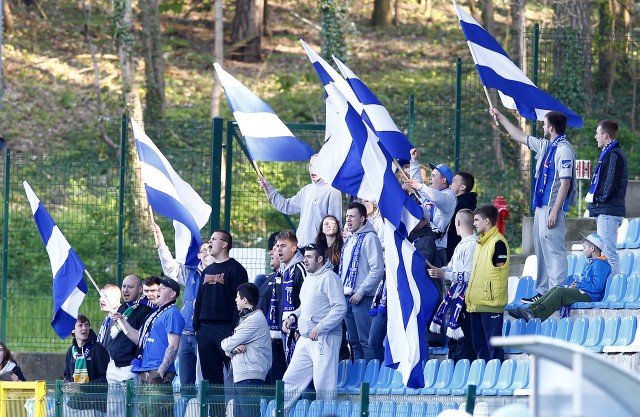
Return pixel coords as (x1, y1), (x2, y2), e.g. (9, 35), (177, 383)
(586, 140), (618, 203)
(369, 279), (387, 316)
(338, 233), (366, 295)
(429, 273), (467, 340)
(533, 134), (565, 208)
(266, 272), (282, 332)
(281, 268), (295, 316)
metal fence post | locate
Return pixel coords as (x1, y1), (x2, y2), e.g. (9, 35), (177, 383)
(224, 121), (234, 231)
(408, 94), (415, 143)
(117, 114), (127, 285)
(455, 58), (462, 173)
(211, 117), (224, 234)
(1, 149), (9, 342)
(125, 379), (134, 417)
(275, 380), (284, 417)
(360, 382), (369, 417)
(529, 23), (540, 216)
(55, 380), (63, 417)
(199, 380), (209, 417)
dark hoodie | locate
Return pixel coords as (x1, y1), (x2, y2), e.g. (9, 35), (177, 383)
(64, 328), (109, 411)
(446, 191), (478, 262)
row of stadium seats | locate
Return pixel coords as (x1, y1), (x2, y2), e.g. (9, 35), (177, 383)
(262, 399), (464, 417)
(617, 218), (640, 249)
(503, 315), (638, 353)
(336, 358), (529, 396)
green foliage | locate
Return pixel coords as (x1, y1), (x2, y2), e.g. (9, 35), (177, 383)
(547, 30), (587, 115)
(159, 1), (185, 14)
(319, 0), (354, 63)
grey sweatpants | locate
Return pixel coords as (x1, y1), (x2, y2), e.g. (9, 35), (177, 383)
(534, 206), (568, 294)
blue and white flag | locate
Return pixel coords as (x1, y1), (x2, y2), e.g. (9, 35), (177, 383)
(332, 56), (414, 160)
(214, 63), (315, 162)
(23, 181), (88, 340)
(453, 1), (583, 127)
(132, 120), (211, 267)
(384, 221), (440, 388)
(313, 86), (438, 387)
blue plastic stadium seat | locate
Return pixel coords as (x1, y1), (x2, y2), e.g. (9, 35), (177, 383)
(555, 317), (573, 342)
(540, 317), (558, 337)
(378, 401), (396, 417)
(369, 365), (394, 393)
(324, 400), (338, 416)
(567, 253), (578, 277)
(307, 400), (324, 417)
(442, 403), (460, 411)
(504, 319), (526, 354)
(502, 318), (511, 337)
(582, 316), (604, 348)
(435, 359), (470, 395)
(368, 401), (382, 417)
(336, 360), (351, 388)
(609, 316), (637, 347)
(624, 274), (640, 308)
(508, 319), (538, 354)
(620, 252), (635, 278)
(263, 400), (276, 417)
(425, 402), (442, 417)
(480, 359), (517, 396)
(337, 401), (352, 417)
(375, 369), (404, 394)
(586, 316), (620, 352)
(618, 218), (640, 249)
(405, 359), (439, 395)
(292, 400), (310, 417)
(498, 359), (530, 395)
(573, 273), (614, 308)
(409, 402), (427, 417)
(396, 402), (412, 417)
(450, 359), (485, 396)
(351, 402), (361, 417)
(474, 359), (501, 393)
(339, 359), (367, 393)
(569, 317), (589, 345)
(506, 276), (534, 309)
(593, 274), (626, 308)
(421, 359), (454, 394)
(609, 274), (640, 308)
(574, 254), (588, 278)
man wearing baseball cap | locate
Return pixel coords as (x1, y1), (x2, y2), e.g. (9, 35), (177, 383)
(508, 234), (611, 322)
(405, 148), (457, 268)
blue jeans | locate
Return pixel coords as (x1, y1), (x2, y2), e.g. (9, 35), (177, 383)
(469, 312), (504, 362)
(178, 333), (197, 389)
(597, 214), (623, 276)
(234, 379), (264, 417)
(368, 313), (387, 362)
(344, 295), (374, 361)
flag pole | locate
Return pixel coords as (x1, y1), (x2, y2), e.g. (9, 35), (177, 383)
(251, 159), (272, 201)
(483, 86), (499, 126)
(148, 205), (160, 246)
(84, 269), (129, 335)
(392, 159), (423, 202)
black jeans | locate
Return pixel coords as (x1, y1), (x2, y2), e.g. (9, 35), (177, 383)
(196, 322), (234, 384)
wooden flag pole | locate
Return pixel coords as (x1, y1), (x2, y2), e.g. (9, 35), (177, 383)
(84, 269), (128, 335)
(148, 205), (160, 246)
(392, 159), (423, 202)
(483, 86), (499, 126)
(252, 159), (272, 201)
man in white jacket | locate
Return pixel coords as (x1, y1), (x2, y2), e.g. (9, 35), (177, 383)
(282, 243), (347, 411)
(258, 154), (343, 247)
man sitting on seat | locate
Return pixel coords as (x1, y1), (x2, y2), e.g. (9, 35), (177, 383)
(508, 234), (611, 322)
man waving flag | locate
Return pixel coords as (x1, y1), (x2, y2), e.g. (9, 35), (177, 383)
(24, 181), (88, 339)
(453, 0), (583, 127)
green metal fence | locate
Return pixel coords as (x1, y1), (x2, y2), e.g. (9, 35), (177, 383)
(1, 27), (639, 353)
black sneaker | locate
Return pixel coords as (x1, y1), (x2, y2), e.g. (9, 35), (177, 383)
(507, 307), (534, 322)
(521, 293), (542, 304)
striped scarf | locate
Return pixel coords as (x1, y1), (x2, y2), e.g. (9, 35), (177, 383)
(338, 233), (366, 295)
(429, 273), (467, 340)
(533, 134), (565, 208)
(586, 140), (618, 203)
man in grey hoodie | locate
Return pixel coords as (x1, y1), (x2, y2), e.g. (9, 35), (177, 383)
(282, 243), (347, 410)
(339, 201), (384, 361)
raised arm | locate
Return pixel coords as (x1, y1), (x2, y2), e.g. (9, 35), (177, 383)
(490, 108), (529, 145)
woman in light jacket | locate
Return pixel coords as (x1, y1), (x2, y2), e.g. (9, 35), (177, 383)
(221, 283), (272, 417)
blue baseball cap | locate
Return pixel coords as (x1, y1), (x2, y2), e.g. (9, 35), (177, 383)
(428, 163), (454, 185)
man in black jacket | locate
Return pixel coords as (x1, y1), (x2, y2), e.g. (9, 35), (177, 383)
(586, 119), (628, 276)
(447, 171), (477, 262)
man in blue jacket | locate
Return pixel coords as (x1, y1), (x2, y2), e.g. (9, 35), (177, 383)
(508, 234), (611, 322)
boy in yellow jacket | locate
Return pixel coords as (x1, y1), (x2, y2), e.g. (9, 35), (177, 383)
(465, 205), (510, 361)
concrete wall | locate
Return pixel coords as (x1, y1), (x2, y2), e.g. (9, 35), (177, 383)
(13, 352), (66, 381)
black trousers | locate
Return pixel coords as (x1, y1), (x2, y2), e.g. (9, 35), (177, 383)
(196, 322), (234, 385)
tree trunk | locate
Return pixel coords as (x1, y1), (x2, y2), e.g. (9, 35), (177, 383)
(113, 0), (143, 122)
(3, 0), (14, 33)
(477, 0), (494, 34)
(139, 0), (166, 124)
(605, 0), (617, 108)
(231, 0), (263, 62)
(509, 0), (526, 67)
(371, 0), (392, 27)
(320, 0), (349, 62)
(210, 0), (223, 119)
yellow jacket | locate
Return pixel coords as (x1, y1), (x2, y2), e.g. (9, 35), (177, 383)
(466, 226), (510, 313)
